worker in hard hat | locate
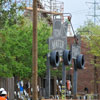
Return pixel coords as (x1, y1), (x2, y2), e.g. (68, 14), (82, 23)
(0, 88), (5, 96)
(0, 90), (7, 100)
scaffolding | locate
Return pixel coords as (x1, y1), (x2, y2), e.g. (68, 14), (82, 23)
(11, 0), (64, 15)
(2, 0), (64, 24)
(38, 0), (64, 14)
(3, 0), (73, 35)
(16, 0), (72, 35)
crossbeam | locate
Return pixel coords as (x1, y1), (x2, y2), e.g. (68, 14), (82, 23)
(26, 7), (63, 15)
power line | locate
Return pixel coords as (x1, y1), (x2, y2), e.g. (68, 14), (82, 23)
(87, 0), (100, 24)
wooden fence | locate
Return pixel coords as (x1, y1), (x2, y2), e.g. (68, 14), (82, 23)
(0, 77), (14, 100)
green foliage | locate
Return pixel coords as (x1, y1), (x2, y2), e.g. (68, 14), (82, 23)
(0, 0), (25, 28)
(50, 63), (71, 78)
(0, 18), (51, 78)
(37, 21), (51, 77)
(77, 21), (100, 67)
(51, 68), (62, 78)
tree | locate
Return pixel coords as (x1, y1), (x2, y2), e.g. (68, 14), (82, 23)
(77, 21), (100, 94)
(0, 18), (51, 79)
(0, 0), (25, 28)
(77, 21), (100, 64)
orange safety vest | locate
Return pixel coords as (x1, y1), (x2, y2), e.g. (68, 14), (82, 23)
(67, 80), (71, 91)
(0, 96), (7, 100)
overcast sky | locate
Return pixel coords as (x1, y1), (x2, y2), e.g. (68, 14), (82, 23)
(59, 0), (100, 30)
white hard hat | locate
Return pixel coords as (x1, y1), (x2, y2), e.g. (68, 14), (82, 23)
(1, 91), (7, 95)
(0, 88), (5, 92)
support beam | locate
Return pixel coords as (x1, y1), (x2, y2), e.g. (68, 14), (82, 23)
(26, 7), (63, 15)
(45, 55), (50, 99)
(62, 62), (66, 99)
(73, 59), (77, 99)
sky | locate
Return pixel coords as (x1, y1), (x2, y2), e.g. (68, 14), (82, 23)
(59, 0), (98, 30)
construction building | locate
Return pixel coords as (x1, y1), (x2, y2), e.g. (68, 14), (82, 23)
(14, 0), (64, 24)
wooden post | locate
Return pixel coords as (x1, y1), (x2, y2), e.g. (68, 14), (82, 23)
(32, 0), (38, 100)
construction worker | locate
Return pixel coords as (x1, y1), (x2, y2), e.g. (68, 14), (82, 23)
(0, 88), (5, 96)
(0, 90), (7, 100)
(67, 80), (71, 91)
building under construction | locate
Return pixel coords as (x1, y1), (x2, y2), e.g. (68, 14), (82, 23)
(13, 0), (64, 24)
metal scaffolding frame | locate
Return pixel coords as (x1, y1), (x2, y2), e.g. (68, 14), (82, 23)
(11, 0), (64, 15)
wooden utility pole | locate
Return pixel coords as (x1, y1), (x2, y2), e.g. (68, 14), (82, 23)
(32, 0), (38, 100)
